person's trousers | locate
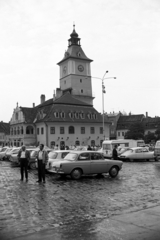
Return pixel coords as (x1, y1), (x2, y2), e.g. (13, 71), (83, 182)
(38, 160), (45, 182)
(20, 158), (28, 180)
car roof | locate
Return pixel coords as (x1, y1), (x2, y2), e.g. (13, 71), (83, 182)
(49, 150), (71, 153)
(68, 151), (102, 154)
(129, 147), (146, 150)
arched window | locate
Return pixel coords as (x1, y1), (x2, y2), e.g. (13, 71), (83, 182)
(17, 127), (20, 135)
(26, 126), (34, 134)
(68, 126), (75, 134)
(50, 141), (55, 149)
(91, 140), (95, 146)
(21, 127), (23, 134)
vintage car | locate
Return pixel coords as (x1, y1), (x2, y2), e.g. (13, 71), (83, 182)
(50, 151), (123, 180)
(5, 147), (21, 160)
(46, 150), (71, 172)
(0, 147), (12, 160)
(119, 147), (155, 161)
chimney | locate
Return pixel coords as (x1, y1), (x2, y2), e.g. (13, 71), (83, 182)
(146, 112), (148, 118)
(56, 88), (62, 99)
(40, 94), (45, 104)
(33, 103), (35, 108)
(53, 90), (56, 101)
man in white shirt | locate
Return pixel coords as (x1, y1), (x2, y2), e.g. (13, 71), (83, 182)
(36, 144), (48, 183)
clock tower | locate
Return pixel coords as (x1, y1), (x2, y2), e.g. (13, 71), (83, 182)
(57, 25), (94, 105)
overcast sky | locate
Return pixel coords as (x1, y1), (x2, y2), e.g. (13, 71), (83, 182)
(0, 0), (160, 122)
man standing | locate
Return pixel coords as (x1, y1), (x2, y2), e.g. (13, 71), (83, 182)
(36, 144), (48, 183)
(112, 145), (118, 160)
(18, 145), (30, 181)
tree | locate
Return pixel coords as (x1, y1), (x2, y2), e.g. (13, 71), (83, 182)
(125, 122), (144, 140)
(155, 127), (160, 140)
(144, 132), (156, 144)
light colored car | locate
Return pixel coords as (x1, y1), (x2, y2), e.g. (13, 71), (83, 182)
(0, 147), (12, 160)
(6, 147), (21, 160)
(119, 147), (155, 161)
(50, 151), (123, 180)
(46, 150), (71, 172)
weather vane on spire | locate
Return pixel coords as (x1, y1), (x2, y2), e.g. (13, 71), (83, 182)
(73, 22), (75, 30)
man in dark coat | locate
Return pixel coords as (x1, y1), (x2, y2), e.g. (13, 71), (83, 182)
(36, 144), (48, 183)
(112, 145), (118, 160)
(18, 145), (30, 181)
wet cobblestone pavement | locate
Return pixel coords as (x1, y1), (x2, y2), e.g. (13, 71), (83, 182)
(0, 160), (160, 239)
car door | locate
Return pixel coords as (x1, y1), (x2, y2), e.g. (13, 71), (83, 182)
(77, 152), (91, 174)
(90, 153), (106, 174)
(135, 148), (144, 159)
(142, 148), (153, 159)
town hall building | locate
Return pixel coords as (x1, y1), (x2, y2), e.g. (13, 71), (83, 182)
(9, 25), (111, 148)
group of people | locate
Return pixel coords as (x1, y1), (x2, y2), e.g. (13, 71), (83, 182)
(18, 144), (48, 183)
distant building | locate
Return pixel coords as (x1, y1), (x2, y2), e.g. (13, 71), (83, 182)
(105, 112), (122, 139)
(116, 114), (145, 139)
(9, 25), (111, 148)
(0, 121), (10, 146)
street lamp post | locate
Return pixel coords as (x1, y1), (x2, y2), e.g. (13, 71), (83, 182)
(92, 71), (116, 140)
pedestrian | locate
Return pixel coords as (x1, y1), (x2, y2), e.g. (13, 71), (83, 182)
(18, 145), (30, 182)
(87, 145), (92, 150)
(112, 145), (118, 160)
(54, 144), (59, 150)
(36, 144), (48, 183)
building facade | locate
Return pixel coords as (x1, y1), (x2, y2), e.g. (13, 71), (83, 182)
(9, 26), (111, 148)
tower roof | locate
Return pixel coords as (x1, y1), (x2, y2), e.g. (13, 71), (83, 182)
(57, 25), (93, 65)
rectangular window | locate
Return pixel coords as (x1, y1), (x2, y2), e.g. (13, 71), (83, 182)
(60, 127), (65, 134)
(50, 127), (55, 134)
(122, 132), (124, 136)
(118, 132), (120, 136)
(41, 127), (44, 134)
(90, 127), (95, 134)
(100, 127), (103, 134)
(81, 127), (85, 134)
(37, 128), (39, 135)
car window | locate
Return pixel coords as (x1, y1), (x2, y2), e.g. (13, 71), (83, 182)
(61, 152), (69, 158)
(49, 152), (58, 159)
(30, 150), (38, 157)
(103, 144), (111, 150)
(91, 153), (103, 160)
(135, 149), (142, 153)
(142, 148), (148, 152)
(78, 153), (90, 160)
(64, 153), (78, 161)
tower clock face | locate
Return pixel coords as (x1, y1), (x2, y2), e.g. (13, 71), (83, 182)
(63, 66), (67, 73)
(78, 65), (84, 72)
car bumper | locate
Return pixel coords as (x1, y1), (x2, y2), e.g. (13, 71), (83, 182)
(48, 167), (65, 174)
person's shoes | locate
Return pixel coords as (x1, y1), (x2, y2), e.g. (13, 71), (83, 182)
(36, 180), (41, 183)
(26, 179), (28, 182)
(20, 179), (23, 181)
(43, 181), (46, 184)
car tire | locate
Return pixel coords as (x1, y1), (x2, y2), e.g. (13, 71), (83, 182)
(128, 158), (134, 162)
(71, 168), (82, 180)
(155, 157), (158, 162)
(29, 162), (36, 170)
(109, 166), (119, 178)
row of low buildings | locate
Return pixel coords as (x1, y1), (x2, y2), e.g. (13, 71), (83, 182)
(1, 26), (160, 148)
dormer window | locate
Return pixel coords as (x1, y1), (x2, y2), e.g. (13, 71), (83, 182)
(81, 89), (83, 93)
(92, 113), (97, 119)
(77, 52), (81, 57)
(87, 113), (92, 119)
(69, 112), (74, 119)
(80, 112), (85, 119)
(75, 112), (79, 119)
(61, 112), (65, 118)
(54, 112), (59, 118)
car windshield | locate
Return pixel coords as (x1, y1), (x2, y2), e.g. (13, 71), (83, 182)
(11, 149), (20, 154)
(48, 152), (58, 159)
(124, 149), (133, 154)
(64, 153), (78, 161)
(1, 147), (8, 152)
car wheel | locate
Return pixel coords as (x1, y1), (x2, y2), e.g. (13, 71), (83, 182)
(155, 157), (158, 162)
(29, 162), (36, 170)
(128, 158), (134, 162)
(109, 166), (119, 178)
(71, 168), (82, 180)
